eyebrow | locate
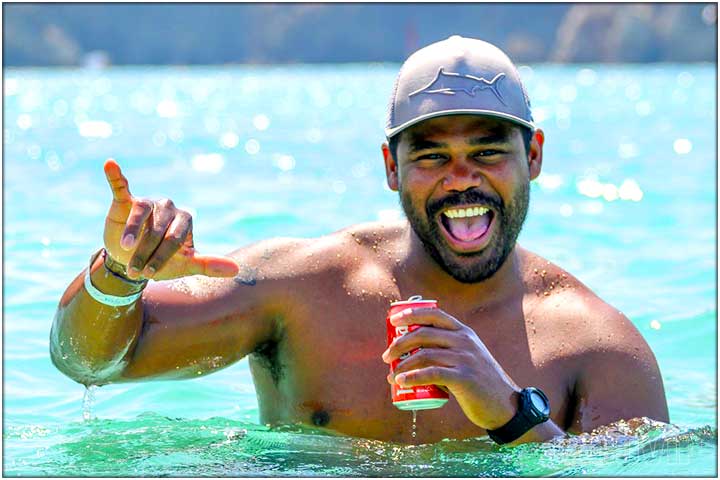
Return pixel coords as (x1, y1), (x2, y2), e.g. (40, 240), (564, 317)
(468, 132), (512, 146)
(407, 129), (512, 153)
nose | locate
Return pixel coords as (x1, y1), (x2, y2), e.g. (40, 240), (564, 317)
(442, 160), (482, 192)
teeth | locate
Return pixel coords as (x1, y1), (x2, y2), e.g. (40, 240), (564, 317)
(443, 206), (489, 219)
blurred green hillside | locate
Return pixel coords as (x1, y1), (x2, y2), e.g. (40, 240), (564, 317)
(4, 3), (717, 66)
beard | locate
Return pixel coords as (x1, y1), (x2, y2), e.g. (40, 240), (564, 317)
(399, 183), (530, 283)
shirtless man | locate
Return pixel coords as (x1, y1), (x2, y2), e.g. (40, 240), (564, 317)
(50, 36), (668, 445)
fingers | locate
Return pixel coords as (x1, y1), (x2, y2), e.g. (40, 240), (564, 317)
(141, 211), (192, 277)
(394, 366), (459, 389)
(391, 347), (458, 374)
(382, 326), (456, 363)
(120, 199), (153, 250)
(126, 200), (176, 277)
(389, 307), (463, 330)
(104, 159), (133, 204)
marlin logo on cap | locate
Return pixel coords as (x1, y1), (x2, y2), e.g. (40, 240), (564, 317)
(409, 67), (507, 105)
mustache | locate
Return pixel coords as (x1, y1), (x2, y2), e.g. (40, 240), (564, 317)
(427, 190), (504, 218)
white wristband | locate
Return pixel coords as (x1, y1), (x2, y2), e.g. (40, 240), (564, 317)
(84, 249), (144, 307)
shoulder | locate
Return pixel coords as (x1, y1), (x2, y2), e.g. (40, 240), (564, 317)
(227, 220), (407, 283)
(519, 248), (668, 429)
(520, 247), (643, 356)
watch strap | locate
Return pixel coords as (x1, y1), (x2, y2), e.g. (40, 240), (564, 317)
(487, 388), (550, 445)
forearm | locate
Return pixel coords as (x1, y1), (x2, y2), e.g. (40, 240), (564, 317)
(509, 419), (566, 445)
(50, 251), (145, 385)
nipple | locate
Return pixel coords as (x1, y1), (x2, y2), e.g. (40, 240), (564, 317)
(311, 410), (330, 427)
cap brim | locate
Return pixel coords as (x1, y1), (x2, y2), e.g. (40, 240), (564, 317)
(385, 109), (535, 138)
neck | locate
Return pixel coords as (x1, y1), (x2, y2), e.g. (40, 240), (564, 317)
(394, 222), (525, 309)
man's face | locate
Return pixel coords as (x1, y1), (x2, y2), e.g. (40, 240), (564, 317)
(389, 115), (539, 283)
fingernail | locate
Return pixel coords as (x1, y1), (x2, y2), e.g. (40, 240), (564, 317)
(395, 374), (406, 386)
(121, 234), (135, 250)
(128, 266), (140, 278)
(381, 350), (389, 363)
(143, 266), (156, 276)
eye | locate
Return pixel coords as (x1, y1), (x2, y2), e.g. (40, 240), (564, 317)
(412, 153), (449, 166)
(475, 149), (503, 157)
(416, 153), (447, 161)
(473, 149), (507, 163)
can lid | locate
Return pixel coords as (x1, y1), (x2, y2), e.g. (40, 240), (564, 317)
(390, 294), (437, 306)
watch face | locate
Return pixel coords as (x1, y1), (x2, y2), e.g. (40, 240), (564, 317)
(529, 391), (550, 415)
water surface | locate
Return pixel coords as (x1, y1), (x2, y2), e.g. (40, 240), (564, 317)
(3, 63), (716, 476)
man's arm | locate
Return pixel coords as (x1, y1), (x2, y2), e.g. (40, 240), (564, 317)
(49, 247), (283, 385)
(568, 318), (669, 433)
(49, 159), (274, 385)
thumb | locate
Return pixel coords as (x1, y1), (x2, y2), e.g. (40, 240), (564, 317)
(189, 254), (241, 278)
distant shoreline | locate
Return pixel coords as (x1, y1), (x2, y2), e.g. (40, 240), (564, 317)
(4, 61), (716, 71)
(5, 3), (716, 67)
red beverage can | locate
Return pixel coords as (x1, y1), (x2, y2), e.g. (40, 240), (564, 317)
(387, 295), (449, 410)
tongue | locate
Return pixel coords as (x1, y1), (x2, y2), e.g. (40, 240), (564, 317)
(446, 214), (491, 242)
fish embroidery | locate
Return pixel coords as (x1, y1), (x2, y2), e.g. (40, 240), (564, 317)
(409, 67), (507, 105)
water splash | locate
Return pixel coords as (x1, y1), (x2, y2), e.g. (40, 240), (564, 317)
(82, 385), (96, 421)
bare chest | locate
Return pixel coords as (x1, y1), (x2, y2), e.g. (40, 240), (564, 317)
(248, 290), (574, 443)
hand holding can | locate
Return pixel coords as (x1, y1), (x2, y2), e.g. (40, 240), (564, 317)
(386, 295), (449, 410)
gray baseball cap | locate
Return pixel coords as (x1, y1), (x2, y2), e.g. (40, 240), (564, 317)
(385, 35), (534, 138)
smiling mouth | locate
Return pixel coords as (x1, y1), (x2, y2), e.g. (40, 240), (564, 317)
(438, 205), (495, 249)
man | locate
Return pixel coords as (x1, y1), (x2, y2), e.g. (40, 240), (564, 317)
(50, 36), (668, 445)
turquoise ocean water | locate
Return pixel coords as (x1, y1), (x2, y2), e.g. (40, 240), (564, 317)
(3, 64), (717, 476)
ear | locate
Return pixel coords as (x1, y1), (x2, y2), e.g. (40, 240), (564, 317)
(528, 128), (544, 181)
(382, 142), (399, 192)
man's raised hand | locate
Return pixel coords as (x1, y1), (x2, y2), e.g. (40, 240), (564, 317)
(103, 159), (239, 281)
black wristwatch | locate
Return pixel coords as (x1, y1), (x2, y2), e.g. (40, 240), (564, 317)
(487, 387), (551, 445)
